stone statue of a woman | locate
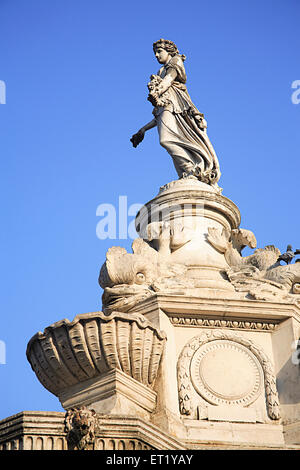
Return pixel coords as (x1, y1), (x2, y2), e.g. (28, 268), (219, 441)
(131, 39), (221, 186)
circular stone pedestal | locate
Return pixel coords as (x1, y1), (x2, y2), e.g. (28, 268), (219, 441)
(135, 179), (241, 291)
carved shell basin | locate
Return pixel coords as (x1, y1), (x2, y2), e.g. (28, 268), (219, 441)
(26, 311), (166, 396)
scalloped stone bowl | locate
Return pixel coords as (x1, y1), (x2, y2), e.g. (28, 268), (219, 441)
(26, 311), (166, 397)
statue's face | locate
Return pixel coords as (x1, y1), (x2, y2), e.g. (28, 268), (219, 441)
(154, 47), (171, 64)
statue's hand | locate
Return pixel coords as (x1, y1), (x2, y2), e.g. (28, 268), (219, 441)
(130, 130), (145, 148)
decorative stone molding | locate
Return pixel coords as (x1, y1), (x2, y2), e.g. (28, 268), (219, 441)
(26, 311), (166, 397)
(0, 436), (67, 451)
(0, 411), (67, 450)
(0, 411), (185, 451)
(170, 316), (278, 331)
(177, 330), (280, 421)
(94, 438), (153, 450)
(158, 178), (222, 194)
(136, 183), (241, 236)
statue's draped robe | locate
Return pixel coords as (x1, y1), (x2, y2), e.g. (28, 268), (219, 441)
(153, 55), (220, 184)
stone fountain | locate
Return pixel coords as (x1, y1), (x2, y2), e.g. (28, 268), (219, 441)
(1, 39), (300, 451)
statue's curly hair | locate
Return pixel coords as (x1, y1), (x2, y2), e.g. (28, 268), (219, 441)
(153, 39), (186, 60)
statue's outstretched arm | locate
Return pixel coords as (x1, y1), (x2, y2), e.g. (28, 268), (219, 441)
(130, 119), (157, 148)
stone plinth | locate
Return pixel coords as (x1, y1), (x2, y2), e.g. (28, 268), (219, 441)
(59, 369), (157, 421)
(131, 292), (300, 447)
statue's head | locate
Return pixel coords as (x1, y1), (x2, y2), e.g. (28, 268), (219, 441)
(153, 39), (179, 57)
(153, 39), (186, 65)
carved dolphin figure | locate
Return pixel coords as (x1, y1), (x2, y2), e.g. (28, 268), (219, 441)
(206, 227), (257, 267)
(99, 237), (188, 314)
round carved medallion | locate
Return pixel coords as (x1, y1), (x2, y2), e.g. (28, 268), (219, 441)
(190, 339), (263, 406)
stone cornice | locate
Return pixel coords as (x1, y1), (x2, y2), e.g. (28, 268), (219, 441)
(132, 293), (300, 323)
(0, 411), (66, 441)
(0, 411), (186, 450)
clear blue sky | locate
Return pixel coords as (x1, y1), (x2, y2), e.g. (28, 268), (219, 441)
(0, 0), (299, 420)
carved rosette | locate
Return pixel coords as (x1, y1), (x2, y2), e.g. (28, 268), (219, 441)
(26, 311), (166, 397)
(177, 330), (280, 421)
